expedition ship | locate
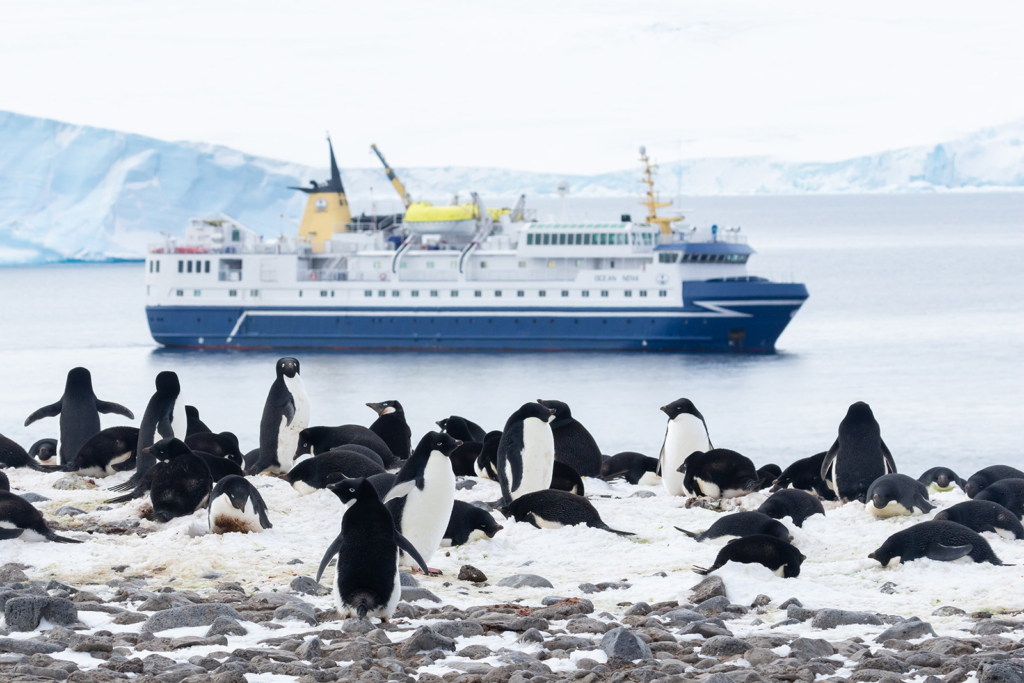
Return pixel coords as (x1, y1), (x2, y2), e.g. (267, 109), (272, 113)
(144, 141), (808, 351)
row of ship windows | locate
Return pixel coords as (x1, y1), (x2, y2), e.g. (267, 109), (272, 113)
(525, 232), (654, 246)
(658, 252), (748, 263)
(156, 260), (212, 273)
(172, 289), (670, 299)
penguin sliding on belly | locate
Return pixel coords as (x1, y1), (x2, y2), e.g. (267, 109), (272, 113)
(384, 432), (460, 573)
(865, 474), (934, 518)
(0, 491), (81, 543)
(497, 403), (556, 504)
(820, 402), (896, 503)
(694, 535), (805, 578)
(318, 478), (431, 622)
(248, 357), (310, 475)
(208, 475), (273, 534)
(676, 511), (792, 543)
(658, 399), (712, 496)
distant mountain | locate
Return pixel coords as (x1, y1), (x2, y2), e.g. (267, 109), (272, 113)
(1, 110), (1022, 264)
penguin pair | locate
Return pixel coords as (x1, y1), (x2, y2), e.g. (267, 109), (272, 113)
(964, 465), (1024, 499)
(25, 367), (134, 469)
(248, 358), (311, 475)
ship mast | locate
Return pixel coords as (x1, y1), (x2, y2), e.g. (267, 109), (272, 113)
(638, 146), (682, 235)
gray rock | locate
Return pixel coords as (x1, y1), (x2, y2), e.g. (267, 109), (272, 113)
(751, 595), (772, 608)
(518, 628), (545, 643)
(273, 600), (317, 625)
(342, 617), (375, 634)
(542, 596), (568, 605)
(600, 626), (653, 661)
(770, 618), (801, 628)
(907, 653), (947, 669)
(401, 626), (456, 656)
(980, 661), (1024, 683)
(787, 604), (818, 621)
(458, 565), (487, 583)
(695, 595), (731, 616)
(18, 493), (50, 503)
(701, 636), (753, 657)
(69, 633), (113, 652)
(56, 506), (86, 517)
(789, 638), (835, 660)
(631, 490), (656, 498)
(578, 583), (600, 594)
(295, 636), (322, 660)
(879, 582), (897, 594)
(745, 648), (780, 666)
(497, 574), (554, 589)
(0, 565), (30, 583)
(399, 571), (418, 587)
(812, 609), (883, 630)
(691, 575), (726, 603)
(12, 664), (70, 680)
(401, 587), (441, 603)
(972, 620), (1019, 636)
(663, 609), (704, 625)
(625, 602), (651, 616)
(142, 603), (244, 633)
(455, 480), (476, 490)
(431, 621), (485, 639)
(205, 616), (247, 638)
(703, 674), (738, 683)
(289, 576), (329, 596)
(0, 637), (65, 654)
(875, 617), (938, 642)
(4, 597), (78, 631)
(681, 620), (733, 638)
(933, 606), (967, 617)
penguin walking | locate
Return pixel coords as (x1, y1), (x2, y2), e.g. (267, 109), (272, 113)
(1, 433), (58, 471)
(208, 475), (273, 534)
(537, 399), (603, 477)
(383, 431), (460, 573)
(248, 357), (310, 475)
(367, 401), (411, 462)
(497, 403), (556, 504)
(658, 399), (712, 496)
(25, 367), (134, 468)
(317, 478), (430, 622)
(108, 371), (181, 493)
(0, 491), (81, 543)
(67, 426), (140, 477)
(820, 402), (896, 502)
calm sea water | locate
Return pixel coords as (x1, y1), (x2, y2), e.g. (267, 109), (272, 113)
(1, 193), (1021, 475)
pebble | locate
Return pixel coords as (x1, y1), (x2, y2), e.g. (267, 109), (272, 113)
(497, 574), (554, 589)
(600, 626), (653, 661)
(690, 575), (726, 603)
(812, 608), (884, 629)
(289, 576), (330, 596)
(55, 506), (87, 516)
(457, 565), (487, 583)
(141, 603), (244, 633)
(401, 587), (441, 603)
(4, 596), (78, 631)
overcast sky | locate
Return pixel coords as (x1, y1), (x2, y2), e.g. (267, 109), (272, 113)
(3, 1), (1023, 173)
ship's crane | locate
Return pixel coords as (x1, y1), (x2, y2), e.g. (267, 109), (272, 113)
(370, 144), (411, 208)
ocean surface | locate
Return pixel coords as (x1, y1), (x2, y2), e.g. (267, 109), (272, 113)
(1, 193), (1021, 476)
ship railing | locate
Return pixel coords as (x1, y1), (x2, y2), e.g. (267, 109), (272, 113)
(298, 269), (349, 282)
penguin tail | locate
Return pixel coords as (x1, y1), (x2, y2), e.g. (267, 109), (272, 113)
(45, 529), (82, 544)
(105, 491), (140, 505)
(674, 526), (699, 539)
(351, 591), (374, 619)
(595, 522), (635, 537)
(27, 460), (61, 473)
(107, 476), (138, 492)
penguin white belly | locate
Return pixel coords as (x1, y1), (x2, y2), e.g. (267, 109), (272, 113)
(868, 500), (912, 518)
(513, 417), (554, 499)
(38, 452), (58, 467)
(77, 465), (108, 478)
(662, 416), (709, 496)
(927, 483), (954, 493)
(996, 528), (1017, 540)
(530, 513), (565, 529)
(104, 451), (133, 476)
(169, 400), (186, 439)
(0, 521), (43, 542)
(637, 471), (662, 487)
(474, 461), (492, 480)
(694, 477), (721, 499)
(465, 529), (491, 543)
(398, 454), (455, 566)
(277, 376), (310, 473)
(886, 555), (902, 568)
(209, 495), (262, 534)
(291, 480), (318, 496)
(773, 564), (787, 577)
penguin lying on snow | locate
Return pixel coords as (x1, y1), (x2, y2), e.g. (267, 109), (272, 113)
(367, 401), (412, 462)
(658, 398), (712, 496)
(869, 520), (1006, 566)
(1, 433), (58, 471)
(694, 535), (804, 578)
(676, 511), (792, 543)
(437, 415), (486, 444)
(821, 402), (896, 502)
(964, 466), (1024, 499)
(67, 427), (139, 477)
(758, 489), (825, 528)
(500, 489), (634, 536)
(29, 439), (59, 468)
(682, 449), (763, 499)
(550, 461), (585, 495)
(24, 366), (134, 469)
(208, 475), (273, 534)
(975, 479), (1024, 519)
(918, 466), (966, 493)
(295, 426), (397, 469)
(865, 474), (934, 518)
(538, 399), (603, 478)
(497, 403), (556, 504)
(770, 452), (836, 500)
(756, 464), (782, 490)
(601, 452), (660, 486)
(185, 432), (243, 467)
(0, 491), (81, 543)
(148, 438), (215, 522)
(442, 500), (503, 546)
(109, 371), (181, 493)
(288, 450), (386, 495)
(318, 478), (430, 622)
(934, 500), (1024, 540)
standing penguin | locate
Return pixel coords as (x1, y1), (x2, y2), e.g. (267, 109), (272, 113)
(383, 431), (460, 572)
(208, 475), (273, 534)
(658, 399), (712, 496)
(248, 357), (310, 475)
(367, 401), (411, 462)
(820, 402), (896, 502)
(108, 371), (182, 493)
(497, 403), (556, 504)
(24, 367), (134, 468)
(537, 399), (603, 477)
(317, 478), (430, 622)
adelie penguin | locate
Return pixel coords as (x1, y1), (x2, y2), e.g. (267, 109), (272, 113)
(383, 431), (460, 573)
(248, 357), (310, 475)
(437, 415), (486, 444)
(500, 489), (634, 536)
(0, 491), (81, 543)
(677, 511), (792, 543)
(67, 426), (140, 477)
(0, 471), (8, 492)
(934, 500), (1024, 540)
(694, 535), (805, 578)
(756, 464), (782, 490)
(288, 450), (386, 495)
(865, 473), (934, 518)
(294, 426), (396, 469)
(820, 402), (896, 502)
(869, 520), (1006, 567)
(442, 500), (503, 547)
(185, 431), (244, 467)
(771, 452), (836, 500)
(658, 399), (712, 497)
(918, 466), (966, 493)
(146, 438), (214, 522)
(0, 433), (58, 471)
(550, 461), (585, 496)
(109, 371), (182, 493)
(758, 489), (825, 528)
(964, 465), (1024, 499)
(601, 452), (660, 486)
(25, 367), (134, 468)
(473, 431), (502, 480)
(683, 449), (763, 499)
(497, 402), (556, 504)
(185, 406), (211, 437)
(29, 439), (58, 468)
(537, 399), (602, 477)
(208, 475), (273, 534)
(975, 479), (1024, 519)
(367, 401), (411, 462)
(317, 478), (431, 622)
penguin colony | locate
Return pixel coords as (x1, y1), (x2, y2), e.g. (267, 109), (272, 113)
(2, 363), (1022, 624)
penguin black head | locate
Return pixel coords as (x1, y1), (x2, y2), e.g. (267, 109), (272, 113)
(660, 398), (704, 421)
(473, 509), (504, 538)
(327, 477), (366, 505)
(143, 437), (192, 461)
(415, 431), (462, 458)
(436, 418), (449, 431)
(30, 438), (58, 462)
(219, 475), (251, 510)
(868, 538), (897, 567)
(509, 402), (556, 425)
(537, 399), (571, 420)
(367, 400), (403, 416)
(843, 401), (876, 424)
(155, 371), (180, 394)
(276, 357), (300, 378)
(872, 493), (888, 509)
(65, 367), (93, 391)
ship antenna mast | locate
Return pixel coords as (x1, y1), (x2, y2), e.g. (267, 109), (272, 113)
(638, 146), (682, 235)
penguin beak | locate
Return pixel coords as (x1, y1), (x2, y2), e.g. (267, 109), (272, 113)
(435, 420), (445, 428)
(366, 402), (386, 414)
(141, 446), (151, 454)
(659, 406), (669, 414)
(788, 535), (795, 543)
(494, 524), (504, 531)
(868, 551), (877, 560)
(455, 440), (463, 448)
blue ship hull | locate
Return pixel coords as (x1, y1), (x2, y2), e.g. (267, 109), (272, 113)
(147, 280), (808, 352)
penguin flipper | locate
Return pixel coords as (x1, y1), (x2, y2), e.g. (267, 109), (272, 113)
(316, 536), (344, 584)
(674, 526), (700, 539)
(880, 440), (897, 474)
(0, 528), (25, 540)
(25, 401), (62, 426)
(157, 411), (174, 440)
(97, 400), (134, 420)
(820, 440), (839, 481)
(692, 566), (712, 576)
(395, 532), (431, 575)
(925, 542), (972, 562)
(44, 529), (82, 544)
(595, 522), (635, 536)
(382, 479), (415, 504)
(252, 491), (273, 530)
(914, 493), (935, 513)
